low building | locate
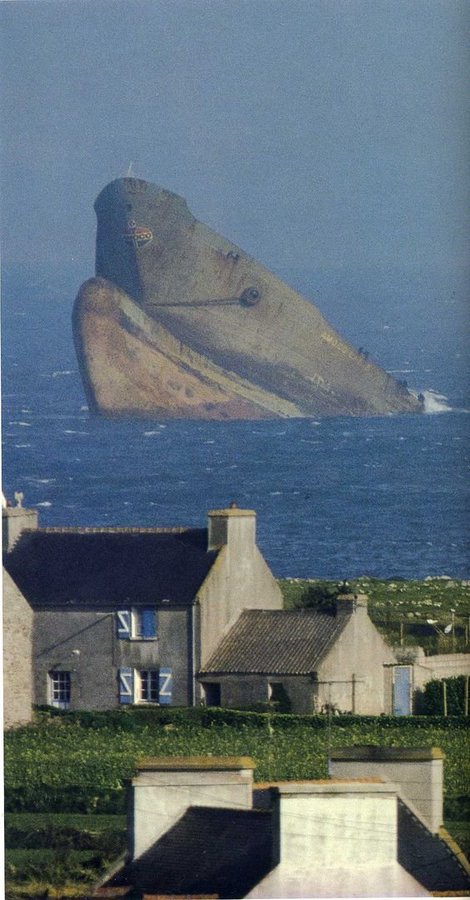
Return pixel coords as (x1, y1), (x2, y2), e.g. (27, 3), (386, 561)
(95, 750), (470, 898)
(200, 594), (396, 714)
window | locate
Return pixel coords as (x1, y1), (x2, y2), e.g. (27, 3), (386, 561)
(138, 670), (159, 702)
(118, 667), (172, 705)
(202, 682), (221, 707)
(49, 671), (71, 709)
(116, 608), (157, 640)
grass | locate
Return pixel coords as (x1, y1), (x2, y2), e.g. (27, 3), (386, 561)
(4, 711), (469, 898)
(279, 576), (470, 653)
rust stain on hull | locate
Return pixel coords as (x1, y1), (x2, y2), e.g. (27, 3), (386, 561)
(73, 177), (423, 419)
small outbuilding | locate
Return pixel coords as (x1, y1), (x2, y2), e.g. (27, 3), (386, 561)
(199, 594), (396, 714)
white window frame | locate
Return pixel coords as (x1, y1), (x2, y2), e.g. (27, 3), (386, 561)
(136, 669), (160, 703)
(49, 670), (71, 709)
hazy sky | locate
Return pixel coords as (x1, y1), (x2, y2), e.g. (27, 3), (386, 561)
(1, 0), (469, 295)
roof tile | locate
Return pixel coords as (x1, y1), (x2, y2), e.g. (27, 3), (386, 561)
(200, 608), (349, 675)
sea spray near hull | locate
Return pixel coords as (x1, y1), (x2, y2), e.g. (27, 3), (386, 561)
(73, 177), (423, 419)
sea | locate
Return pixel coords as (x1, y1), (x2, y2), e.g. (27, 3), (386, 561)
(2, 266), (469, 580)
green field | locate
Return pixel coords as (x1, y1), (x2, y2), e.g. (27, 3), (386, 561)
(4, 708), (470, 898)
(279, 576), (470, 653)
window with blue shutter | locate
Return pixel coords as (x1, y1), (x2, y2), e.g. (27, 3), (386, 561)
(159, 668), (172, 705)
(116, 609), (157, 639)
(118, 667), (134, 704)
(116, 610), (131, 640)
(136, 608), (157, 639)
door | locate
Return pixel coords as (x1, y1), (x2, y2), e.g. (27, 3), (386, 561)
(392, 665), (412, 715)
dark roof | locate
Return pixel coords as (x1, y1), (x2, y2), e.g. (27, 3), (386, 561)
(104, 806), (273, 899)
(397, 798), (470, 892)
(200, 607), (349, 675)
(4, 527), (218, 608)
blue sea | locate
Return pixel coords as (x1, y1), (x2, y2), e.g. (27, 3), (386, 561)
(2, 267), (469, 579)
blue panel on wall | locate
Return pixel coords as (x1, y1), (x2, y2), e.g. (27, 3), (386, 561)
(141, 608), (157, 638)
(116, 610), (131, 639)
(393, 666), (412, 715)
(119, 666), (134, 704)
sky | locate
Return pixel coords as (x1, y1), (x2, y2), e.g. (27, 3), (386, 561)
(1, 0), (469, 345)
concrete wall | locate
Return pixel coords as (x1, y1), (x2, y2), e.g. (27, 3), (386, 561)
(329, 747), (444, 833)
(414, 653), (470, 691)
(318, 596), (396, 714)
(130, 757), (255, 859)
(3, 569), (34, 728)
(248, 782), (428, 898)
(2, 506), (38, 552)
(198, 509), (283, 668)
(33, 605), (191, 709)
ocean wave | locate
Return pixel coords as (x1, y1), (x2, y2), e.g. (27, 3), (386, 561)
(417, 390), (452, 414)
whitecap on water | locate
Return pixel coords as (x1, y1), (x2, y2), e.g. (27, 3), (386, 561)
(10, 421), (31, 427)
(37, 501), (52, 507)
(418, 390), (452, 414)
(143, 431), (161, 437)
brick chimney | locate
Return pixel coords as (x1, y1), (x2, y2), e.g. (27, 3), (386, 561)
(207, 503), (256, 553)
(2, 502), (38, 553)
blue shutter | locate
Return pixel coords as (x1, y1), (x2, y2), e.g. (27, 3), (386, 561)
(159, 668), (172, 705)
(141, 608), (157, 638)
(116, 610), (131, 640)
(119, 667), (134, 704)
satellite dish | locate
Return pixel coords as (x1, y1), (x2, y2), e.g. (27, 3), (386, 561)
(444, 624), (453, 634)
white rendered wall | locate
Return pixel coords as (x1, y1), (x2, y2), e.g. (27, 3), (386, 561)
(329, 757), (444, 833)
(131, 761), (254, 859)
(248, 782), (429, 898)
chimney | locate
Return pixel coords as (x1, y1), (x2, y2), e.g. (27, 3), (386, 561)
(335, 592), (368, 617)
(2, 502), (38, 553)
(329, 746), (444, 833)
(130, 756), (255, 859)
(207, 503), (256, 553)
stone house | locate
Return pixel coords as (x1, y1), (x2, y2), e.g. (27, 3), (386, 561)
(94, 751), (470, 897)
(3, 503), (282, 711)
(5, 499), (461, 719)
(2, 568), (34, 728)
(200, 594), (396, 714)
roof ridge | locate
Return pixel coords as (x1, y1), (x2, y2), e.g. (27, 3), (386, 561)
(33, 526), (202, 534)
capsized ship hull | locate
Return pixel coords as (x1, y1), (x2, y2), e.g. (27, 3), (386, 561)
(73, 177), (423, 419)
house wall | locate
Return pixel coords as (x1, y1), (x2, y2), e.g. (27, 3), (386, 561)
(318, 597), (396, 714)
(198, 512), (283, 668)
(131, 757), (255, 859)
(33, 605), (191, 709)
(329, 747), (444, 833)
(200, 674), (316, 714)
(248, 782), (428, 898)
(3, 569), (34, 728)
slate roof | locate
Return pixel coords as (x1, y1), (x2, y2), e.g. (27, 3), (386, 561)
(3, 527), (218, 608)
(103, 806), (274, 899)
(200, 607), (350, 675)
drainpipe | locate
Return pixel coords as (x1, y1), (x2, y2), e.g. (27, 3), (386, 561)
(190, 604), (196, 707)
